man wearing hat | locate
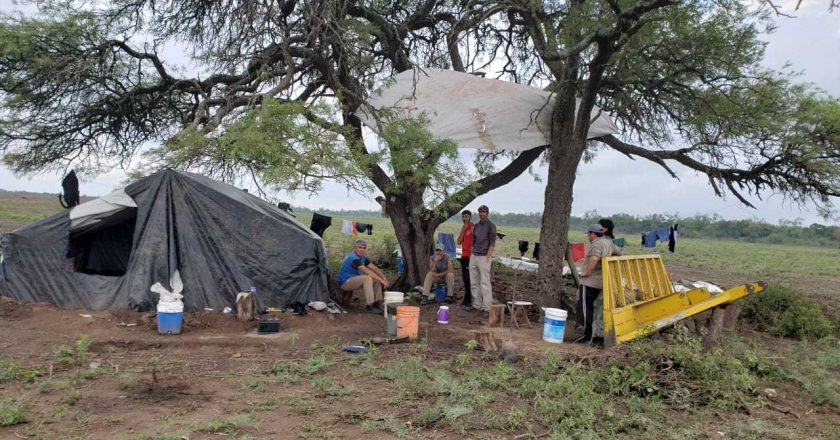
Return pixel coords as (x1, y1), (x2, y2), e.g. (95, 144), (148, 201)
(576, 224), (617, 343)
(338, 239), (389, 314)
(422, 244), (455, 303)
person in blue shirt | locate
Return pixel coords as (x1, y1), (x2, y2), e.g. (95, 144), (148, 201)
(338, 239), (389, 314)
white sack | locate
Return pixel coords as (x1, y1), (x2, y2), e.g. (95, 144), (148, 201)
(356, 68), (618, 152)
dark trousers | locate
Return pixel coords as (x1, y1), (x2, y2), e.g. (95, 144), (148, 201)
(459, 257), (472, 306)
(578, 285), (602, 340)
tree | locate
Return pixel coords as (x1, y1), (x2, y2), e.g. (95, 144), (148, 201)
(0, 1), (543, 288)
(2, 0), (838, 308)
(491, 0), (840, 307)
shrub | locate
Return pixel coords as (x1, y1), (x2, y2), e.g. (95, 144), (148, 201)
(0, 400), (26, 427)
(742, 285), (834, 340)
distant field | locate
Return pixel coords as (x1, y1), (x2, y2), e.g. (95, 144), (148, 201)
(2, 191), (838, 312)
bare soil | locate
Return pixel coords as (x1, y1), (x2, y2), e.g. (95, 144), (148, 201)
(1, 262), (837, 439)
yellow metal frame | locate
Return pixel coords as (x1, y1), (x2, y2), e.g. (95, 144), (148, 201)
(601, 255), (765, 346)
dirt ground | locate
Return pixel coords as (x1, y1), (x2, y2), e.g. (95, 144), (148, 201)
(1, 262), (837, 440)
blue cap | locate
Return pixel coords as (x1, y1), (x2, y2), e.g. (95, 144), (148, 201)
(587, 224), (604, 235)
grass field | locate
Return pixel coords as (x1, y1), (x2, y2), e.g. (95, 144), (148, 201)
(1, 191), (839, 439)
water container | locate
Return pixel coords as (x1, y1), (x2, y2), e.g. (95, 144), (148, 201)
(436, 305), (449, 324)
(386, 302), (403, 337)
(435, 283), (447, 303)
(396, 306), (420, 340)
(157, 300), (184, 335)
(542, 308), (568, 343)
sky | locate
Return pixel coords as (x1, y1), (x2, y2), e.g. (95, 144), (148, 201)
(1, 1), (839, 225)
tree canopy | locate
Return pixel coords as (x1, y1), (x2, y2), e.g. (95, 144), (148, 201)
(1, 1), (838, 292)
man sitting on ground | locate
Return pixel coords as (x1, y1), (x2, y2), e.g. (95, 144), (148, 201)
(338, 240), (389, 314)
(422, 245), (455, 303)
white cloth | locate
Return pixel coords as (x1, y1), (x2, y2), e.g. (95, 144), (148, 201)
(69, 189), (137, 231)
(356, 68), (618, 152)
(341, 220), (354, 236)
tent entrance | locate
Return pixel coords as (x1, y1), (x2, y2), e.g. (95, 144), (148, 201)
(68, 207), (137, 276)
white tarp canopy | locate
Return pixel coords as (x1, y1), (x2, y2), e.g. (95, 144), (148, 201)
(356, 68), (619, 152)
(69, 189), (137, 232)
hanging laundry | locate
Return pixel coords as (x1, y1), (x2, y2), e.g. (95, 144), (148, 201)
(341, 220), (354, 236)
(668, 224), (679, 253)
(570, 243), (586, 262)
(437, 233), (457, 258)
(613, 238), (626, 248)
(654, 227), (671, 243)
(309, 213), (332, 237)
(642, 231), (658, 248)
(355, 222), (373, 235)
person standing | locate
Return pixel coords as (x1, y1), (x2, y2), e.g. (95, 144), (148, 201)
(469, 205), (496, 317)
(338, 240), (389, 314)
(577, 224), (616, 343)
(456, 209), (474, 310)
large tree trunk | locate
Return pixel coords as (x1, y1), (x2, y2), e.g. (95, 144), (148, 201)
(536, 146), (585, 311)
(390, 208), (435, 290)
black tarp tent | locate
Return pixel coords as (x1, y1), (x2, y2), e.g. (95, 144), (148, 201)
(0, 169), (329, 311)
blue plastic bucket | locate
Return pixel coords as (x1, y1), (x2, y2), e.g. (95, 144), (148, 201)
(435, 283), (447, 303)
(542, 308), (567, 343)
(157, 312), (183, 335)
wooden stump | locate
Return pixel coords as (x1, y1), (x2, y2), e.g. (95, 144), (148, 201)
(723, 303), (742, 330)
(236, 292), (256, 321)
(474, 331), (498, 353)
(702, 305), (728, 353)
(488, 304), (506, 327)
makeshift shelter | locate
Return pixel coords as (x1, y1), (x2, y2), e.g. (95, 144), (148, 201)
(0, 169), (329, 311)
(356, 67), (618, 151)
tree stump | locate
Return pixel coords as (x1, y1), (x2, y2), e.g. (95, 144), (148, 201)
(702, 305), (728, 352)
(474, 331), (498, 352)
(723, 303), (742, 330)
(236, 292), (256, 321)
(488, 304), (506, 327)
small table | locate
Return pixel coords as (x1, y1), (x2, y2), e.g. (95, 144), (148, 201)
(506, 300), (535, 328)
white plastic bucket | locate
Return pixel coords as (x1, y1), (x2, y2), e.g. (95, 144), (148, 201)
(542, 308), (568, 343)
(384, 291), (404, 304)
(384, 291), (405, 317)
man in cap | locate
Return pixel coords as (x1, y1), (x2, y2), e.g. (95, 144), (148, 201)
(338, 239), (389, 314)
(469, 205), (497, 317)
(422, 244), (455, 302)
(576, 224), (617, 343)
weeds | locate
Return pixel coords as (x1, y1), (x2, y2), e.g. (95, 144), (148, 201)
(310, 376), (355, 397)
(286, 395), (315, 415)
(55, 334), (92, 366)
(242, 377), (264, 391)
(0, 399), (26, 427)
(198, 414), (255, 434)
(0, 359), (40, 383)
(298, 422), (339, 439)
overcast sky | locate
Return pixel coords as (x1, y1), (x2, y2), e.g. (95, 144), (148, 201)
(1, 1), (838, 225)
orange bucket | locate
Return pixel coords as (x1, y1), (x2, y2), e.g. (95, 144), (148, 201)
(396, 306), (420, 340)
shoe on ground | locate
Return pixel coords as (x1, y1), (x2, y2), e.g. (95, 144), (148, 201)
(366, 305), (383, 314)
(480, 310), (490, 319)
(573, 336), (592, 344)
(458, 304), (473, 311)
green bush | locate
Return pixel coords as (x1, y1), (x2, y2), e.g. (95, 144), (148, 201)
(0, 399), (26, 427)
(742, 285), (834, 340)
